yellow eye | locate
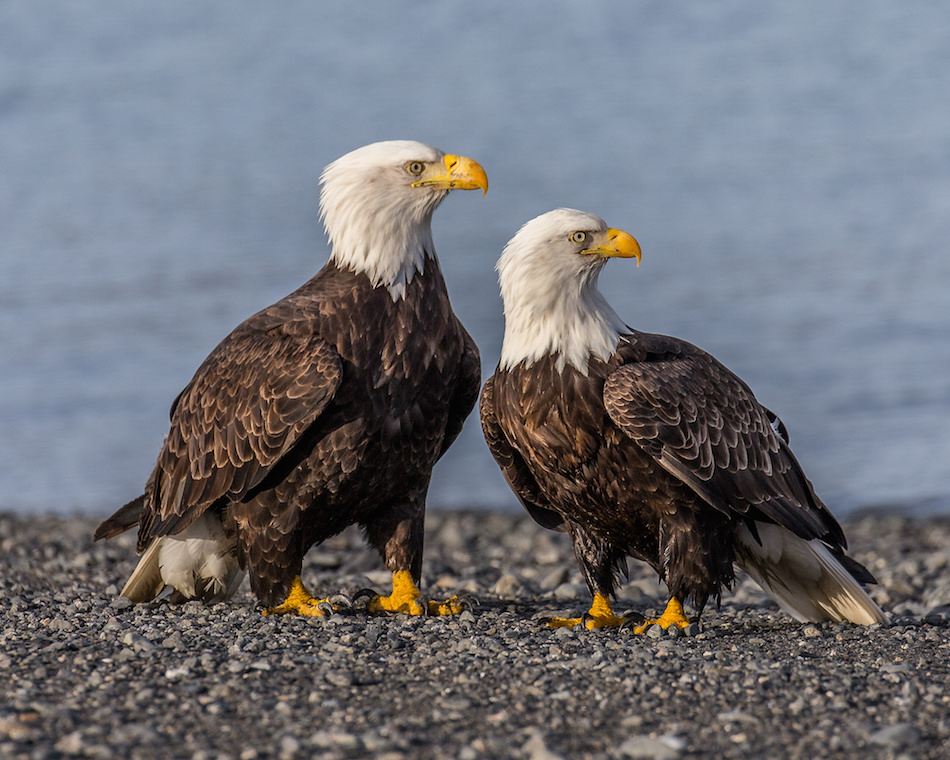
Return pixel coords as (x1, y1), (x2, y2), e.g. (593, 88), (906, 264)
(406, 161), (425, 176)
(570, 231), (589, 245)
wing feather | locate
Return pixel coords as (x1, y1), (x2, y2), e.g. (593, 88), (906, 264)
(140, 325), (341, 548)
(480, 375), (565, 532)
(604, 334), (845, 546)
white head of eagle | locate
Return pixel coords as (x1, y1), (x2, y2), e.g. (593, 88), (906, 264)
(496, 208), (642, 374)
(319, 140), (488, 300)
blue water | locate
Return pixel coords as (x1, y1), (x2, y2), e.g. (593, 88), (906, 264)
(2, 2), (949, 516)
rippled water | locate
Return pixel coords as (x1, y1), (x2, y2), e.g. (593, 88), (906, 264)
(1, 2), (949, 516)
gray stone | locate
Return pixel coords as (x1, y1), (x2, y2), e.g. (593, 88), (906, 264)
(522, 728), (564, 760)
(618, 734), (682, 759)
(868, 723), (921, 747)
(324, 670), (354, 687)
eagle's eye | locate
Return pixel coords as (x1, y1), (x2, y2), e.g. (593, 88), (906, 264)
(406, 161), (426, 176)
(570, 231), (589, 245)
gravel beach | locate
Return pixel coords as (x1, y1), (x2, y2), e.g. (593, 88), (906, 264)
(1, 509), (949, 759)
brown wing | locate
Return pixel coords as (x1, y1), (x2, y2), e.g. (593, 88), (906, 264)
(603, 334), (846, 546)
(479, 374), (565, 532)
(138, 324), (341, 548)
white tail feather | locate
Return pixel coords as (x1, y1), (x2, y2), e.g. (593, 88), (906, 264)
(120, 512), (245, 604)
(736, 522), (887, 625)
(120, 539), (165, 603)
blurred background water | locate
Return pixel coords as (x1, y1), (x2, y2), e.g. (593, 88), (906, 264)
(1, 1), (948, 518)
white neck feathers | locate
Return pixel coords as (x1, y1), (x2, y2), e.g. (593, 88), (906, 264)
(498, 243), (627, 374)
(319, 142), (447, 300)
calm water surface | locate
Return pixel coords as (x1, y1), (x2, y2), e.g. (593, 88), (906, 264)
(1, 2), (948, 516)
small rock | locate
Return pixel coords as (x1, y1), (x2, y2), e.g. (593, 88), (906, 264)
(552, 582), (586, 601)
(553, 625), (576, 639)
(492, 573), (521, 597)
(54, 731), (85, 753)
(121, 632), (157, 653)
(619, 734), (682, 759)
(278, 734), (300, 757)
(110, 596), (133, 611)
(646, 624), (663, 640)
(324, 670), (354, 687)
(541, 567), (569, 589)
(868, 723), (920, 747)
(717, 710), (759, 725)
(161, 632), (184, 649)
(310, 730), (360, 749)
(522, 728), (564, 760)
(802, 625), (821, 638)
(47, 615), (72, 632)
(0, 716), (38, 741)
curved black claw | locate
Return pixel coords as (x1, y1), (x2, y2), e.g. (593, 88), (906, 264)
(455, 594), (479, 612)
(352, 588), (378, 608)
(317, 600), (335, 616)
(416, 594), (431, 617)
(618, 610), (646, 630)
(327, 593), (353, 610)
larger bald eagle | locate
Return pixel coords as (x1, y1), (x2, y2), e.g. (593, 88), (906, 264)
(95, 140), (487, 616)
(480, 209), (885, 630)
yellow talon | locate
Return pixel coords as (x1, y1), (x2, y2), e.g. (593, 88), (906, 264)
(547, 593), (627, 630)
(366, 570), (465, 617)
(633, 597), (690, 634)
(428, 596), (466, 616)
(263, 576), (335, 617)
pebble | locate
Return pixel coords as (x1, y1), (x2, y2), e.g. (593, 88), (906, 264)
(868, 722), (921, 747)
(1, 510), (948, 760)
(492, 573), (522, 596)
(522, 728), (564, 760)
(551, 582), (587, 601)
(324, 670), (354, 687)
(619, 735), (682, 759)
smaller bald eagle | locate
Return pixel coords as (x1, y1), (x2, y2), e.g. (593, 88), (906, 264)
(480, 209), (885, 630)
(96, 140), (487, 617)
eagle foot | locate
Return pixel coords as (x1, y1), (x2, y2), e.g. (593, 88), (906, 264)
(427, 594), (476, 616)
(544, 613), (627, 630)
(263, 577), (350, 618)
(355, 571), (468, 617)
(632, 597), (690, 634)
(544, 593), (627, 630)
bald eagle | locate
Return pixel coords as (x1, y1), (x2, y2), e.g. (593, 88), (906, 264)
(480, 209), (885, 630)
(95, 141), (487, 616)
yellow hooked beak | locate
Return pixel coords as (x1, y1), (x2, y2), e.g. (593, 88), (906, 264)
(583, 228), (642, 265)
(411, 154), (489, 196)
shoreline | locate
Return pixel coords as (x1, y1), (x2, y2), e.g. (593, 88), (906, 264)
(1, 510), (949, 759)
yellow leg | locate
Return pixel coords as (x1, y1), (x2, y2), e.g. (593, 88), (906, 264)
(633, 597), (690, 634)
(263, 576), (337, 617)
(547, 593), (627, 630)
(365, 570), (465, 616)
